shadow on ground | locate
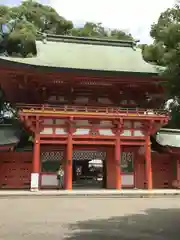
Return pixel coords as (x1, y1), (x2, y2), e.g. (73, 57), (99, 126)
(65, 208), (180, 240)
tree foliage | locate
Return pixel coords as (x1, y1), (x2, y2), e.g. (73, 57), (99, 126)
(69, 22), (133, 40)
(0, 0), (74, 57)
(141, 4), (180, 128)
(0, 0), (133, 58)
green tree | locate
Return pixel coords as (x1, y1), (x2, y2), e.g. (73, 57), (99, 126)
(110, 29), (133, 40)
(69, 22), (133, 40)
(70, 22), (108, 37)
(141, 4), (180, 128)
(10, 0), (73, 34)
(0, 0), (74, 57)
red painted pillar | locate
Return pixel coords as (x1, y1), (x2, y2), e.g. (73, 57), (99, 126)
(31, 134), (40, 191)
(115, 137), (122, 189)
(65, 132), (73, 190)
(106, 147), (115, 189)
(145, 136), (153, 190)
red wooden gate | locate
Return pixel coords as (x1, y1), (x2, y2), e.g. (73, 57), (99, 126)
(0, 150), (177, 189)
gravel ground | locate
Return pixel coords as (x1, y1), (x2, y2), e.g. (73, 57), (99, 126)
(0, 197), (180, 239)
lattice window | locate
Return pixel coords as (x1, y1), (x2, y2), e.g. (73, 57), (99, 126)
(73, 150), (106, 160)
(41, 151), (64, 162)
(41, 150), (106, 161)
(121, 152), (134, 173)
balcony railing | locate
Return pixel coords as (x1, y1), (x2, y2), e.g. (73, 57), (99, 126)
(16, 104), (169, 117)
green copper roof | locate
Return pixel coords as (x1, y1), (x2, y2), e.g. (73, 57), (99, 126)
(0, 36), (159, 74)
(156, 128), (180, 148)
(0, 124), (20, 146)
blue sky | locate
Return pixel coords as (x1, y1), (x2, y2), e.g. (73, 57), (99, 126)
(0, 0), (20, 5)
(0, 0), (175, 43)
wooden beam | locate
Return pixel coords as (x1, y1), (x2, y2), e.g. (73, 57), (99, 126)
(40, 140), (67, 144)
(120, 141), (145, 146)
(73, 140), (115, 145)
(19, 112), (169, 122)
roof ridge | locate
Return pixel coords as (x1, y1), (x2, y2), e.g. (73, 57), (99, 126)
(37, 32), (139, 48)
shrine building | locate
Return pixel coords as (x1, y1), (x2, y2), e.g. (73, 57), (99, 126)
(0, 34), (178, 191)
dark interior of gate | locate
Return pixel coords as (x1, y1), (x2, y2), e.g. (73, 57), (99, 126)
(40, 146), (107, 189)
(72, 149), (106, 189)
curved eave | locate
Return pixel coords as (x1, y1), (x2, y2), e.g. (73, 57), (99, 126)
(0, 125), (21, 146)
(156, 128), (180, 148)
(0, 144), (15, 151)
(0, 40), (160, 76)
(0, 58), (159, 77)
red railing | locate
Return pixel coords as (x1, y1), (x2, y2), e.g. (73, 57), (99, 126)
(16, 104), (169, 117)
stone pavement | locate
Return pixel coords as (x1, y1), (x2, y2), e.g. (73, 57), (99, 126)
(0, 196), (180, 239)
(1, 189), (180, 197)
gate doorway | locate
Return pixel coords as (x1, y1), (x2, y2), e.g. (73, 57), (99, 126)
(72, 150), (106, 189)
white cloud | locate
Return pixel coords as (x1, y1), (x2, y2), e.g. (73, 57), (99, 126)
(48, 0), (174, 43)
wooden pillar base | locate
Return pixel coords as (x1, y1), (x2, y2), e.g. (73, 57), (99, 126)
(30, 173), (39, 191)
(31, 134), (40, 191)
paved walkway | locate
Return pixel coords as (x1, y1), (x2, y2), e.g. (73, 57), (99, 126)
(1, 189), (180, 197)
(0, 197), (180, 239)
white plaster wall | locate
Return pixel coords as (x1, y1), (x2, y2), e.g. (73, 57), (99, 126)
(122, 175), (134, 186)
(120, 130), (132, 136)
(73, 129), (90, 135)
(40, 128), (53, 134)
(40, 174), (134, 187)
(55, 128), (67, 134)
(41, 174), (57, 186)
(133, 130), (144, 136)
(99, 129), (115, 136)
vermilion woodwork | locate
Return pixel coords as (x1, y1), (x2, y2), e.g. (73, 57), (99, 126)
(31, 134), (40, 190)
(115, 136), (121, 189)
(0, 64), (172, 190)
(0, 150), (176, 189)
(65, 126), (73, 190)
(33, 134), (40, 172)
(41, 140), (67, 144)
(145, 136), (153, 190)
